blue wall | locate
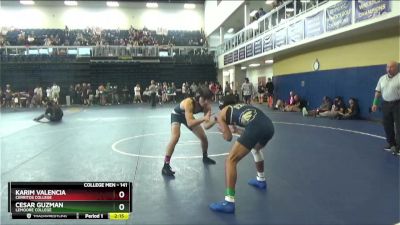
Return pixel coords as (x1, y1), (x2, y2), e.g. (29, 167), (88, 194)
(273, 64), (386, 120)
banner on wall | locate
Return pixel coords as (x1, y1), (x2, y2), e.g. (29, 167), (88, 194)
(274, 27), (287, 48)
(326, 0), (352, 32)
(263, 33), (273, 52)
(239, 47), (245, 60)
(233, 50), (239, 62)
(246, 43), (253, 58)
(355, 0), (391, 22)
(288, 20), (304, 44)
(227, 52), (233, 64)
(223, 54), (228, 65)
(305, 11), (324, 38)
(253, 38), (262, 55)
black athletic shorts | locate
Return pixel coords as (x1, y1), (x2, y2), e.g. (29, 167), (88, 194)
(237, 115), (274, 150)
(243, 95), (251, 102)
(171, 113), (192, 130)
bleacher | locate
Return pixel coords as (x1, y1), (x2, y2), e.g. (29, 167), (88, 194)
(2, 28), (206, 47)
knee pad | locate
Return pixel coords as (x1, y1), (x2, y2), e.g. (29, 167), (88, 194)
(251, 149), (264, 162)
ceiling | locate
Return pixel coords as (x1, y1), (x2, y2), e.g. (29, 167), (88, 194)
(1, 0), (205, 7)
(209, 1), (274, 39)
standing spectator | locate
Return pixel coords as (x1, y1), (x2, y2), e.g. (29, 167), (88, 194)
(98, 84), (106, 106)
(121, 85), (129, 104)
(86, 83), (93, 105)
(371, 60), (400, 155)
(149, 80), (157, 107)
(33, 85), (43, 107)
(81, 83), (88, 105)
(258, 8), (266, 17)
(224, 81), (232, 95)
(134, 84), (142, 103)
(46, 86), (52, 103)
(143, 88), (150, 103)
(257, 82), (265, 104)
(190, 82), (198, 97)
(68, 85), (75, 105)
(51, 83), (60, 104)
(4, 84), (13, 108)
(75, 84), (82, 105)
(241, 78), (254, 104)
(265, 78), (274, 108)
(209, 81), (218, 102)
(182, 82), (188, 100)
(0, 87), (2, 107)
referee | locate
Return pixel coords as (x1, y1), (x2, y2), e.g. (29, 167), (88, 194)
(371, 60), (400, 155)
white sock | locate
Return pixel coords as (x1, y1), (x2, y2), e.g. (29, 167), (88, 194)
(257, 172), (265, 181)
(224, 196), (235, 203)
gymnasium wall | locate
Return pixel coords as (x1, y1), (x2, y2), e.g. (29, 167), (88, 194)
(272, 28), (400, 120)
(0, 62), (217, 103)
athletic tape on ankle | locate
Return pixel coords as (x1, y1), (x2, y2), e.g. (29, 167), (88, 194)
(225, 188), (235, 196)
(251, 149), (264, 162)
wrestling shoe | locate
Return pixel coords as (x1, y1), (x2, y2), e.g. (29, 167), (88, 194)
(202, 156), (216, 164)
(248, 178), (267, 190)
(209, 200), (235, 214)
(161, 164), (175, 176)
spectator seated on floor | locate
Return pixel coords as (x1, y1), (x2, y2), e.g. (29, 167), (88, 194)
(338, 98), (360, 120)
(302, 96), (332, 117)
(283, 95), (305, 112)
(318, 96), (346, 119)
(275, 91), (295, 111)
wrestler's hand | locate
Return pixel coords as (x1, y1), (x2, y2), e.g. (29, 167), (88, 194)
(204, 111), (211, 122)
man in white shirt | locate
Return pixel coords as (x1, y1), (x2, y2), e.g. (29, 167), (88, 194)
(134, 84), (142, 103)
(51, 83), (60, 104)
(241, 78), (254, 104)
(372, 60), (400, 155)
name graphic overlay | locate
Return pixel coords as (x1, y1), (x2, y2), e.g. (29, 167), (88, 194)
(8, 182), (132, 220)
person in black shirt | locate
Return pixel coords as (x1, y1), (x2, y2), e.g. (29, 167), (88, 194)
(210, 95), (274, 214)
(257, 82), (265, 104)
(34, 101), (63, 122)
(265, 78), (274, 108)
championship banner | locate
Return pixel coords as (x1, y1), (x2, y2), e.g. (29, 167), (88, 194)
(274, 27), (287, 49)
(305, 11), (324, 38)
(326, 0), (352, 32)
(253, 39), (262, 55)
(239, 47), (246, 60)
(246, 43), (253, 58)
(263, 33), (273, 52)
(233, 50), (239, 62)
(223, 54), (228, 65)
(288, 20), (304, 44)
(227, 52), (233, 64)
(355, 0), (391, 22)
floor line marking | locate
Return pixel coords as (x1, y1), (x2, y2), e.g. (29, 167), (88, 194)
(111, 125), (385, 159)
